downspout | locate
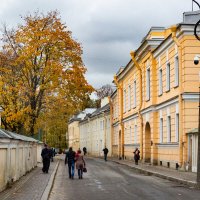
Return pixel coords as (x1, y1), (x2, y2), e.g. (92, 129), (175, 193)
(108, 96), (113, 156)
(130, 51), (144, 159)
(114, 75), (124, 159)
(171, 26), (184, 168)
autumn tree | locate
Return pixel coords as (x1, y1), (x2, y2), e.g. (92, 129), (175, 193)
(0, 11), (94, 135)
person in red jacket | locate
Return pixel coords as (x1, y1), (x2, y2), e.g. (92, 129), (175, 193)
(75, 149), (86, 179)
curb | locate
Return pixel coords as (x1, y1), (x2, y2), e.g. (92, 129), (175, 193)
(111, 160), (198, 188)
(40, 160), (60, 200)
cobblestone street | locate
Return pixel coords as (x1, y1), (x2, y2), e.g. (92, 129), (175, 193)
(0, 161), (57, 200)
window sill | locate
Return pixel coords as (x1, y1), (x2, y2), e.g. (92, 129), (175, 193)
(174, 85), (179, 89)
(165, 89), (170, 93)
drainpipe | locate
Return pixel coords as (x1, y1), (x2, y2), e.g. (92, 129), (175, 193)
(114, 75), (124, 159)
(108, 96), (113, 156)
(171, 26), (184, 168)
(130, 51), (144, 160)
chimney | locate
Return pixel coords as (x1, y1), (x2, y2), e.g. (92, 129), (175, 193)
(183, 10), (200, 24)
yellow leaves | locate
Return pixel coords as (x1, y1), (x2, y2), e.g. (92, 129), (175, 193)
(0, 10), (94, 135)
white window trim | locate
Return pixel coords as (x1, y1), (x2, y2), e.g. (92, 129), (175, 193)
(160, 118), (163, 143)
(167, 115), (171, 143)
(134, 124), (137, 144)
(146, 67), (150, 101)
(128, 85), (131, 111)
(129, 126), (132, 144)
(123, 89), (126, 113)
(133, 80), (137, 108)
(159, 68), (163, 96)
(175, 113), (179, 142)
(166, 62), (170, 92)
(174, 55), (179, 87)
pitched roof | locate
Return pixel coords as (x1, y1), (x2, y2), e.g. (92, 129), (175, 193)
(0, 129), (39, 142)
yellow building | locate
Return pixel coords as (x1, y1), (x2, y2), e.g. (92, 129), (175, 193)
(111, 11), (200, 171)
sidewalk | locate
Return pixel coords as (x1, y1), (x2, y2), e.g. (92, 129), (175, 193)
(0, 157), (59, 200)
(107, 157), (197, 187)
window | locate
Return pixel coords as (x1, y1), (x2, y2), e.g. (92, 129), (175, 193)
(166, 63), (170, 92)
(159, 68), (163, 95)
(167, 116), (171, 142)
(107, 118), (110, 128)
(146, 68), (150, 100)
(160, 118), (163, 143)
(129, 126), (132, 144)
(133, 80), (137, 107)
(174, 56), (179, 87)
(128, 85), (131, 110)
(175, 113), (179, 142)
(134, 125), (137, 144)
(123, 89), (126, 112)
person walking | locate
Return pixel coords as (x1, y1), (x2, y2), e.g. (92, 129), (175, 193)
(75, 149), (86, 179)
(133, 148), (140, 165)
(103, 147), (109, 161)
(41, 144), (51, 173)
(65, 147), (76, 179)
(83, 147), (87, 155)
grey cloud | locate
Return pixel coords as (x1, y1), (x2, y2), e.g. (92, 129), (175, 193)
(0, 0), (194, 89)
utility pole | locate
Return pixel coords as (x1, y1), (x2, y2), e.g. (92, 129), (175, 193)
(194, 18), (200, 185)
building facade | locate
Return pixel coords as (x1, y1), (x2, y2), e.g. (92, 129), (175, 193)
(68, 108), (96, 151)
(79, 97), (111, 157)
(111, 11), (200, 171)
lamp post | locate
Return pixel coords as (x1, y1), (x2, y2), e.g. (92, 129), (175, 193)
(194, 18), (200, 184)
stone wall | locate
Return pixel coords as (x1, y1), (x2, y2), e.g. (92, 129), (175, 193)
(0, 129), (42, 192)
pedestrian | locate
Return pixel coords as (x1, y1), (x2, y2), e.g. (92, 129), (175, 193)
(103, 147), (109, 161)
(75, 149), (86, 179)
(133, 148), (140, 165)
(83, 147), (87, 155)
(41, 144), (51, 173)
(65, 147), (76, 179)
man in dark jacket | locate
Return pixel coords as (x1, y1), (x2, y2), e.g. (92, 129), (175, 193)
(103, 147), (109, 161)
(83, 147), (87, 155)
(41, 144), (51, 173)
(65, 147), (76, 179)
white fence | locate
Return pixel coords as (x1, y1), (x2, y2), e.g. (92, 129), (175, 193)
(0, 129), (42, 192)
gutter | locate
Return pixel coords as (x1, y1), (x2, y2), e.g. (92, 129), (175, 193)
(130, 51), (144, 159)
(171, 26), (184, 168)
(114, 75), (124, 159)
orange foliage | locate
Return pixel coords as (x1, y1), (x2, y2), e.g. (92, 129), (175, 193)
(0, 11), (94, 135)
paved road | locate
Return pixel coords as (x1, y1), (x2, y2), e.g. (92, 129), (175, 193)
(49, 157), (200, 200)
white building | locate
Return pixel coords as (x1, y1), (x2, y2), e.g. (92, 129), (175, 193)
(79, 97), (111, 157)
(68, 108), (96, 151)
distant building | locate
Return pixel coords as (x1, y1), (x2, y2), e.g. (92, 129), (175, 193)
(68, 108), (96, 151)
(79, 97), (111, 156)
(111, 10), (199, 171)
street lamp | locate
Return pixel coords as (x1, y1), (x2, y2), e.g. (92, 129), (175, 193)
(194, 11), (200, 184)
(194, 37), (200, 185)
(196, 68), (200, 184)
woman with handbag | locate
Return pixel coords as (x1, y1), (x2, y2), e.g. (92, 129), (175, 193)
(75, 149), (86, 179)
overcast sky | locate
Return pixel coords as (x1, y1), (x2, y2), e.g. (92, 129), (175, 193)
(0, 0), (196, 89)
